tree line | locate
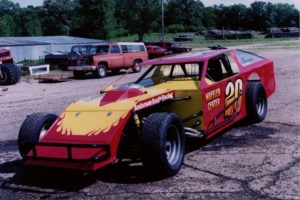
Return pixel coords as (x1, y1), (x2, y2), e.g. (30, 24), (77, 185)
(0, 0), (299, 40)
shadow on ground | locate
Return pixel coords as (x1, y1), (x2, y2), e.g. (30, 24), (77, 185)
(0, 123), (278, 193)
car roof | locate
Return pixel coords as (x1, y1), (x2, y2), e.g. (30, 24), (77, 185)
(142, 49), (232, 66)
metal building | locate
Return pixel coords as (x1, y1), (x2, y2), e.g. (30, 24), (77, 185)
(0, 36), (105, 62)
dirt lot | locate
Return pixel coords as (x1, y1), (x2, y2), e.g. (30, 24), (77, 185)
(0, 40), (299, 199)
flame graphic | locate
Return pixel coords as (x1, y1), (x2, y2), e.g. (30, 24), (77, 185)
(56, 111), (129, 136)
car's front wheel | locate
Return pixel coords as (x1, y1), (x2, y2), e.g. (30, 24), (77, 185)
(95, 64), (107, 78)
(18, 113), (58, 158)
(141, 113), (185, 177)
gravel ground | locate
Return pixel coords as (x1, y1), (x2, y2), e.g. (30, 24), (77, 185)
(0, 41), (299, 199)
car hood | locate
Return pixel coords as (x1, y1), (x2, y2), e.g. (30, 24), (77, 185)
(40, 86), (174, 144)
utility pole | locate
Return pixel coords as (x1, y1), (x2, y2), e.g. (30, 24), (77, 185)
(161, 0), (165, 41)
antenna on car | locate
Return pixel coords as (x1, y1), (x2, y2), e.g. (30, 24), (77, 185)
(208, 45), (227, 50)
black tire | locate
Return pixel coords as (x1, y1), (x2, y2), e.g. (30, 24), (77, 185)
(95, 64), (107, 78)
(246, 82), (268, 123)
(132, 60), (142, 73)
(18, 113), (58, 158)
(73, 71), (85, 79)
(141, 113), (185, 177)
(0, 64), (21, 85)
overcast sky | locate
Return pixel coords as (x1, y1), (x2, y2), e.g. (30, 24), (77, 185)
(11, 0), (300, 9)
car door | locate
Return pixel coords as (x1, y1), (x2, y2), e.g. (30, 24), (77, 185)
(201, 52), (245, 135)
(109, 45), (125, 68)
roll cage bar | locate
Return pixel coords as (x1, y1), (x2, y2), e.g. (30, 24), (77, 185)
(135, 62), (203, 84)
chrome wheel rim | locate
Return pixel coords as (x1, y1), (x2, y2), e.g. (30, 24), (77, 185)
(165, 125), (181, 166)
(99, 68), (105, 77)
(256, 95), (265, 116)
(39, 123), (52, 140)
(134, 63), (141, 71)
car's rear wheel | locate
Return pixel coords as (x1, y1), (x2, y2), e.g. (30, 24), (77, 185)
(246, 82), (268, 123)
(141, 113), (185, 177)
(18, 113), (58, 158)
(132, 60), (142, 73)
(0, 64), (21, 85)
(95, 64), (107, 78)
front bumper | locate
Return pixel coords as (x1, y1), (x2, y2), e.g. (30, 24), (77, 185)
(68, 65), (96, 71)
(23, 141), (110, 163)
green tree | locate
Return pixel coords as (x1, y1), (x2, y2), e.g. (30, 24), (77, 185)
(41, 0), (77, 35)
(0, 15), (17, 36)
(273, 3), (300, 27)
(165, 0), (204, 31)
(115, 0), (160, 41)
(78, 0), (116, 39)
(0, 0), (20, 16)
(16, 6), (43, 36)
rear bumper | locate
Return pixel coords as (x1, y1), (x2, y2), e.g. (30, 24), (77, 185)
(68, 65), (96, 71)
(23, 141), (111, 170)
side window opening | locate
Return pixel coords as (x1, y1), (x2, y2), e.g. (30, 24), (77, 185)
(121, 45), (129, 53)
(206, 54), (240, 82)
(80, 47), (88, 55)
(111, 45), (120, 53)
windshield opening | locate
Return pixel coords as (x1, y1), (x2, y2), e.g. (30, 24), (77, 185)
(135, 62), (203, 87)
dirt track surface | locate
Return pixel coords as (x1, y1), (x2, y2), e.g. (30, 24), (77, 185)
(0, 41), (300, 199)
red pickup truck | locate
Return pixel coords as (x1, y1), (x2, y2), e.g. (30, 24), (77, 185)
(68, 42), (148, 78)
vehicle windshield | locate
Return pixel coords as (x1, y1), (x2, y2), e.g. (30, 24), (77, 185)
(71, 46), (89, 55)
(134, 62), (203, 87)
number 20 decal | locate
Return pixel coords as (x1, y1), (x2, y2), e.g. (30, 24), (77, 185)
(225, 79), (243, 118)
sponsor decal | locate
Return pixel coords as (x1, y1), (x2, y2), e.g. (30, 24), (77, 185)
(134, 91), (174, 111)
(225, 79), (243, 118)
(206, 88), (221, 111)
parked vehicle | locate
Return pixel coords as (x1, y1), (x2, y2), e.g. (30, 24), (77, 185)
(174, 34), (194, 41)
(44, 44), (103, 70)
(68, 42), (148, 78)
(0, 49), (20, 85)
(149, 41), (192, 53)
(18, 47), (275, 177)
(146, 45), (172, 59)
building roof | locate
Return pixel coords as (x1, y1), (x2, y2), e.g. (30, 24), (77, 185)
(0, 36), (105, 47)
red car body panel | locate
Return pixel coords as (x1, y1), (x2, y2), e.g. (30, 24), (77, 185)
(146, 45), (170, 58)
(0, 49), (13, 62)
(25, 48), (275, 171)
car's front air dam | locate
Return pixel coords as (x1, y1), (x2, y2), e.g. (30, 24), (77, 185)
(25, 111), (132, 171)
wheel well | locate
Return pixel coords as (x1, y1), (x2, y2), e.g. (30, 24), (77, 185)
(98, 62), (108, 67)
(247, 73), (261, 83)
(134, 59), (143, 63)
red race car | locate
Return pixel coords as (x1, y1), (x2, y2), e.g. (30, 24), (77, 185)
(18, 46), (275, 177)
(146, 45), (172, 59)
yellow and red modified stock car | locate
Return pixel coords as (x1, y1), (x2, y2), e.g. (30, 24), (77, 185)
(18, 47), (275, 177)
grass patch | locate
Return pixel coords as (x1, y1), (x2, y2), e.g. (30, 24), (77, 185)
(111, 32), (300, 49)
(17, 59), (45, 65)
